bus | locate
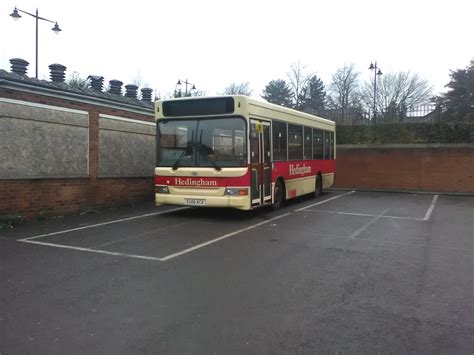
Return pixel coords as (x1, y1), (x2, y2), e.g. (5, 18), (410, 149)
(154, 95), (335, 210)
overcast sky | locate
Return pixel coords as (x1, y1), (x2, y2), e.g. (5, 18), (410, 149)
(1, 0), (472, 99)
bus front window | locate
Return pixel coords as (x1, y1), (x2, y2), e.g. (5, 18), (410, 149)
(157, 117), (247, 168)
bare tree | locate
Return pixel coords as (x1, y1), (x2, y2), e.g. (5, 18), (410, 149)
(362, 71), (433, 119)
(327, 64), (361, 116)
(221, 82), (253, 96)
(287, 61), (312, 110)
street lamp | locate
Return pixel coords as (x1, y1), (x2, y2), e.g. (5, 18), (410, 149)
(10, 7), (62, 79)
(176, 79), (196, 97)
(368, 61), (382, 123)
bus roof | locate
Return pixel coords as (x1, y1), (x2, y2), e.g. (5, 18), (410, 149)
(156, 95), (335, 129)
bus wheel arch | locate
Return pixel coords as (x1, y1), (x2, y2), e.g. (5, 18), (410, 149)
(314, 172), (323, 198)
(272, 177), (286, 210)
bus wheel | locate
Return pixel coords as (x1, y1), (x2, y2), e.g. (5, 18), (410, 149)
(272, 179), (284, 210)
(314, 173), (322, 198)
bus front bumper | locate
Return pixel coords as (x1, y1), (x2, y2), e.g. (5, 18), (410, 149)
(155, 193), (251, 210)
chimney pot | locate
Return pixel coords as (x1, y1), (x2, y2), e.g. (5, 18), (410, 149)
(125, 84), (139, 99)
(109, 80), (123, 95)
(88, 75), (104, 91)
(10, 58), (29, 76)
(49, 63), (67, 83)
(141, 88), (153, 102)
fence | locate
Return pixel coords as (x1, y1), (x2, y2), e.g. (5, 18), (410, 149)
(315, 105), (445, 126)
(314, 106), (473, 144)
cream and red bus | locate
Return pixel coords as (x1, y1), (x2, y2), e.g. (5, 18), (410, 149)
(155, 95), (335, 210)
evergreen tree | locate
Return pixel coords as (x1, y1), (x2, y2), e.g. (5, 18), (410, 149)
(438, 60), (474, 122)
(300, 75), (326, 114)
(261, 79), (293, 108)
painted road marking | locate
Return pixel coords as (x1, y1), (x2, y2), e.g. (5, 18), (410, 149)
(20, 214), (293, 263)
(348, 208), (390, 239)
(17, 191), (357, 262)
(159, 213), (292, 261)
(423, 195), (439, 221)
(302, 210), (421, 221)
(295, 191), (355, 212)
(19, 207), (189, 242)
(89, 221), (193, 248)
(301, 194), (439, 222)
(20, 240), (165, 262)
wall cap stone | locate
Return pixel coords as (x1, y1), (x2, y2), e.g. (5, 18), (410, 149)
(337, 143), (474, 149)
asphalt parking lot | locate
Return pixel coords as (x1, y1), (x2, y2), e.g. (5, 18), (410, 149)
(1, 190), (473, 354)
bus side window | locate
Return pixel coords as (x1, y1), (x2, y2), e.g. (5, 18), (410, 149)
(313, 129), (323, 160)
(303, 127), (312, 160)
(330, 131), (335, 159)
(324, 131), (330, 160)
(272, 121), (287, 161)
(288, 124), (303, 160)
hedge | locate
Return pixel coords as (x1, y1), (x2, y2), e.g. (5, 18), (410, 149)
(336, 123), (474, 144)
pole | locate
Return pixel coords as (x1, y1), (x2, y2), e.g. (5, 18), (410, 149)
(373, 61), (377, 124)
(35, 8), (39, 79)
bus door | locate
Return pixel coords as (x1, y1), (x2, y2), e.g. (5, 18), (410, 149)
(250, 119), (272, 206)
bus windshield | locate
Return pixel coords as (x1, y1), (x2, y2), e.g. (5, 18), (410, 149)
(157, 117), (247, 168)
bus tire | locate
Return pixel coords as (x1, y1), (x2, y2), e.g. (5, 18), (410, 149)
(272, 179), (285, 210)
(314, 173), (322, 198)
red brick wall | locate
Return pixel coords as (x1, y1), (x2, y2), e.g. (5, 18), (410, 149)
(1, 88), (155, 219)
(334, 145), (474, 193)
(2, 88), (473, 219)
(0, 178), (153, 218)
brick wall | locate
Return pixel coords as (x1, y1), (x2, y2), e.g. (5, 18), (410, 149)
(334, 145), (474, 193)
(2, 83), (473, 220)
(0, 178), (153, 218)
(1, 85), (155, 219)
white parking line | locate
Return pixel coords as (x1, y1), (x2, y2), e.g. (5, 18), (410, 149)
(89, 221), (192, 248)
(16, 191), (357, 262)
(159, 213), (292, 261)
(20, 240), (165, 262)
(348, 208), (390, 239)
(423, 195), (439, 221)
(301, 210), (421, 221)
(295, 191), (355, 212)
(19, 207), (189, 242)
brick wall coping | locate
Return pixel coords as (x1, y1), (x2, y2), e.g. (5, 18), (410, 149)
(337, 143), (474, 149)
(0, 70), (154, 116)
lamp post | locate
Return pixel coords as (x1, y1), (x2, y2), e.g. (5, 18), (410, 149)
(176, 79), (196, 97)
(368, 61), (382, 123)
(10, 7), (62, 79)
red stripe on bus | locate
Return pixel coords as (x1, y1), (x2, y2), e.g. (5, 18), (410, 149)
(155, 159), (335, 187)
(155, 169), (251, 187)
(272, 160), (336, 180)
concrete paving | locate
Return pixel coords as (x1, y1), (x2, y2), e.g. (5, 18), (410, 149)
(1, 191), (473, 354)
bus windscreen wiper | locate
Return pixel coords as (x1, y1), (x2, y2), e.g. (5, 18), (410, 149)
(172, 130), (194, 170)
(198, 144), (221, 171)
(208, 158), (222, 171)
(172, 150), (187, 170)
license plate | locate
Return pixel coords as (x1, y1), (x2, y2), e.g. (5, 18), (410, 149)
(184, 198), (206, 206)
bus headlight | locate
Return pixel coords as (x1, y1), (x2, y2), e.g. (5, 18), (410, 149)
(225, 188), (248, 196)
(156, 185), (169, 194)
